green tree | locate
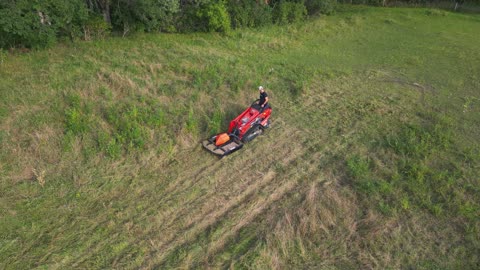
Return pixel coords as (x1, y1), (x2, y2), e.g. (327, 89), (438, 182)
(272, 0), (307, 25)
(227, 0), (273, 28)
(134, 0), (179, 32)
(0, 0), (89, 48)
(178, 0), (231, 32)
(196, 0), (231, 32)
(43, 0), (89, 39)
(84, 0), (111, 24)
(110, 0), (180, 35)
(304, 0), (337, 15)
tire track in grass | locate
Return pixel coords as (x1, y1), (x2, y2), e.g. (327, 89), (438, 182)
(78, 92), (359, 268)
(85, 108), (355, 269)
(58, 86), (360, 268)
(79, 119), (293, 268)
(201, 156), (327, 266)
(156, 162), (308, 267)
(204, 175), (300, 264)
(140, 169), (278, 269)
(171, 111), (370, 268)
(146, 158), (298, 250)
(174, 136), (304, 236)
(158, 152), (319, 269)
(144, 116), (289, 211)
(107, 117), (300, 267)
(140, 125), (305, 269)
(137, 119), (297, 235)
(88, 108), (296, 268)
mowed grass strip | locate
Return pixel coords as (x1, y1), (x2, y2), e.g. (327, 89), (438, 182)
(0, 5), (479, 269)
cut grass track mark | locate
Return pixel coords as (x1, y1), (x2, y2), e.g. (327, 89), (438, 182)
(142, 126), (305, 268)
(155, 118), (362, 268)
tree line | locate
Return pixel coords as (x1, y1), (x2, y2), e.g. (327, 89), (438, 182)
(0, 0), (336, 49)
(1, 0), (477, 49)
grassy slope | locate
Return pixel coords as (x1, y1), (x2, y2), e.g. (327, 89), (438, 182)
(1, 6), (479, 269)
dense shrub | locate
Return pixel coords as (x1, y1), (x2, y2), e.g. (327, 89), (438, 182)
(272, 0), (307, 25)
(110, 0), (179, 34)
(0, 3), (55, 48)
(136, 0), (179, 32)
(1, 0), (336, 49)
(196, 0), (231, 32)
(6, 0), (480, 49)
(227, 0), (273, 28)
(0, 0), (88, 48)
(177, 0), (231, 32)
(305, 0), (337, 15)
(252, 3), (274, 27)
(83, 16), (112, 41)
(43, 0), (90, 40)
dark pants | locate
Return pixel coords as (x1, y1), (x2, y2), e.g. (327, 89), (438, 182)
(260, 103), (270, 112)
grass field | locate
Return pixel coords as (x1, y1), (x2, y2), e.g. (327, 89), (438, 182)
(1, 5), (479, 269)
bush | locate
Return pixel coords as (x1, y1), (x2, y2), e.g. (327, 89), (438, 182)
(272, 0), (307, 25)
(83, 16), (111, 41)
(305, 0), (337, 15)
(177, 0), (231, 33)
(1, 0), (326, 49)
(0, 1), (56, 48)
(227, 0), (273, 28)
(135, 0), (180, 32)
(252, 2), (274, 27)
(110, 0), (180, 35)
(0, 0), (89, 48)
(43, 0), (89, 40)
(196, 0), (231, 32)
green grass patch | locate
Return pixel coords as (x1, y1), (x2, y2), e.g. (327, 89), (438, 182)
(347, 113), (479, 222)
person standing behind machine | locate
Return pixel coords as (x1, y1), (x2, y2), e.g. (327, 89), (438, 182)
(257, 86), (270, 111)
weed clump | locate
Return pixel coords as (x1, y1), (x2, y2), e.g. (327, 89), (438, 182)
(207, 105), (224, 135)
(425, 9), (448, 17)
(64, 94), (91, 135)
(65, 108), (90, 135)
(62, 93), (168, 158)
